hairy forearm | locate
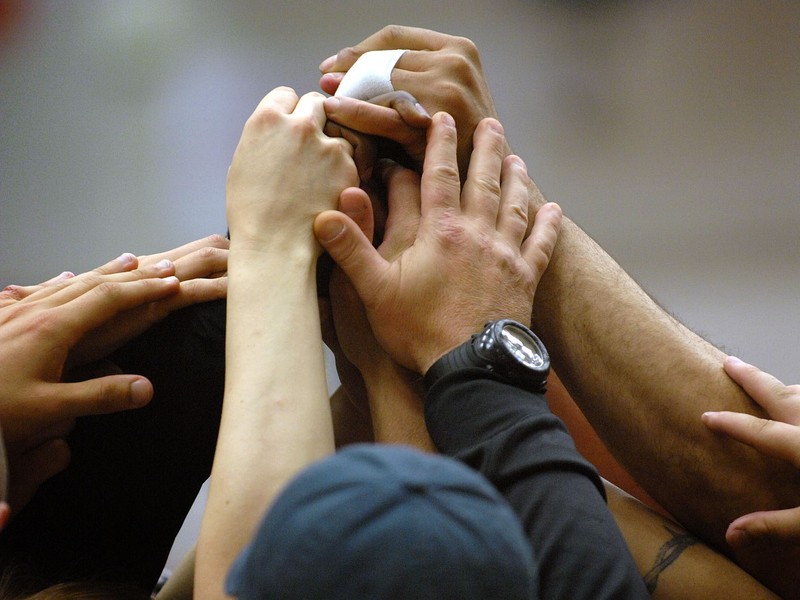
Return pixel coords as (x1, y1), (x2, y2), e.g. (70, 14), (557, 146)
(532, 214), (800, 551)
(195, 246), (334, 598)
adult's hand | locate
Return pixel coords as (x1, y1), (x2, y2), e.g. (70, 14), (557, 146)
(2, 235), (229, 368)
(315, 112), (561, 374)
(226, 87), (357, 253)
(0, 257), (182, 510)
(320, 25), (502, 178)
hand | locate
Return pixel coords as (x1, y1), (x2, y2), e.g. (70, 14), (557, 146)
(323, 91), (431, 177)
(702, 357), (800, 549)
(320, 26), (501, 179)
(314, 112), (562, 374)
(0, 257), (182, 511)
(2, 235), (229, 367)
(226, 87), (358, 254)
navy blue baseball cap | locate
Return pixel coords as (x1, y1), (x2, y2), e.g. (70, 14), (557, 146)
(226, 443), (537, 599)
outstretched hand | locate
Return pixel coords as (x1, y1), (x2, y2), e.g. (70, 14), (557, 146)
(703, 357), (800, 551)
(315, 112), (561, 375)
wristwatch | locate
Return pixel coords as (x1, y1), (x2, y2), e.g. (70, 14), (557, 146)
(423, 319), (550, 394)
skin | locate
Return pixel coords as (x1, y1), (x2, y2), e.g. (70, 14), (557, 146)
(319, 25), (800, 597)
(702, 357), (800, 597)
(0, 236), (228, 518)
(195, 87), (358, 600)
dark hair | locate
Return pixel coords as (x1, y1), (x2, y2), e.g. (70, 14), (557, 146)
(0, 567), (149, 600)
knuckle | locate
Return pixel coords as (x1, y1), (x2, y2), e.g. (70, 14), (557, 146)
(473, 174), (502, 199)
(204, 233), (230, 249)
(429, 162), (461, 188)
(247, 105), (282, 129)
(507, 203), (529, 228)
(379, 24), (405, 45)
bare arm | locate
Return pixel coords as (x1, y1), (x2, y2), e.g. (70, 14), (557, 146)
(530, 209), (799, 549)
(194, 88), (358, 598)
(605, 481), (779, 600)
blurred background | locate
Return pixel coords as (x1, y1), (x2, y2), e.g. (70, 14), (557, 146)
(1, 0), (798, 573)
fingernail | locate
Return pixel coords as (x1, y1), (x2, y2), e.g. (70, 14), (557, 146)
(54, 271), (75, 282)
(319, 55), (336, 71)
(154, 259), (173, 271)
(726, 356), (744, 366)
(116, 252), (136, 265)
(130, 379), (151, 406)
(415, 103), (430, 118)
(728, 527), (753, 548)
(439, 113), (455, 128)
(317, 219), (344, 243)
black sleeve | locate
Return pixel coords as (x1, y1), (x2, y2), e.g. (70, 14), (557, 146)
(425, 368), (649, 600)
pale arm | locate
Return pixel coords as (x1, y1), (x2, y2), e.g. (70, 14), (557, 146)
(194, 88), (357, 599)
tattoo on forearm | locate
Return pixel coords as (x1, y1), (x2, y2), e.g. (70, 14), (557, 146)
(643, 525), (698, 594)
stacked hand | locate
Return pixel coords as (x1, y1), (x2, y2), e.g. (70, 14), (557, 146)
(0, 235), (228, 515)
(315, 112), (561, 375)
(320, 25), (502, 179)
(226, 87), (358, 251)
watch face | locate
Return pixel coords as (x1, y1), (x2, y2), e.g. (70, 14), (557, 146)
(500, 324), (546, 369)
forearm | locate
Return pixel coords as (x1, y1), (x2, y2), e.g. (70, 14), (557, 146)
(362, 359), (436, 451)
(195, 246), (334, 598)
(532, 213), (800, 548)
(605, 482), (779, 600)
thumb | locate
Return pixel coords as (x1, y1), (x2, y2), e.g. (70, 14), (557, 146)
(727, 506), (800, 549)
(314, 210), (389, 306)
(45, 375), (154, 420)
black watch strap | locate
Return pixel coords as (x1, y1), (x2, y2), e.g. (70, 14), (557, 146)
(423, 319), (549, 394)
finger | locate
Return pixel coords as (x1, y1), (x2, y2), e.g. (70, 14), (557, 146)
(461, 118), (506, 220)
(702, 411), (800, 468)
(324, 96), (426, 140)
(254, 86), (299, 114)
(723, 356), (800, 423)
(138, 234), (229, 268)
(496, 155), (531, 244)
(338, 187), (375, 244)
(319, 26), (452, 72)
(293, 91), (328, 130)
(420, 112), (461, 218)
(367, 91), (431, 127)
(379, 161), (422, 260)
(323, 120), (377, 181)
(69, 276), (227, 366)
(521, 202), (563, 285)
(41, 271), (77, 287)
(314, 210), (390, 309)
(727, 506), (800, 549)
(3, 272), (76, 306)
(54, 276), (180, 340)
(171, 247), (229, 281)
(42, 374), (154, 421)
(41, 259), (176, 308)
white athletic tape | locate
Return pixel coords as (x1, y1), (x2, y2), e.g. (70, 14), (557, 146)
(334, 49), (408, 100)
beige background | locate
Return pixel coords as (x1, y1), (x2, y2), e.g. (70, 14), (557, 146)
(1, 0), (798, 571)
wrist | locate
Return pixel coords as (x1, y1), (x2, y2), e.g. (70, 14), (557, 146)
(422, 319), (550, 394)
